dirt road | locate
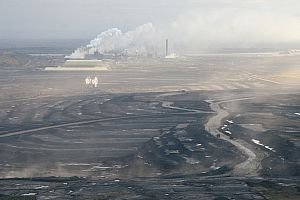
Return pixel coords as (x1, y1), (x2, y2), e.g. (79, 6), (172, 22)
(205, 97), (264, 176)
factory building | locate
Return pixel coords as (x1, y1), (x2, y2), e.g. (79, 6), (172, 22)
(45, 59), (109, 71)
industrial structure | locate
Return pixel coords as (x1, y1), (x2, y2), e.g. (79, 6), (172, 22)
(85, 76), (98, 88)
(166, 39), (169, 57)
(45, 60), (109, 71)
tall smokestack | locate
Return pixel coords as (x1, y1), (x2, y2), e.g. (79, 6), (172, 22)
(166, 39), (169, 56)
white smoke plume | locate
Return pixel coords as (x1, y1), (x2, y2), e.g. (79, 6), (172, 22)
(67, 7), (300, 59)
(67, 23), (162, 59)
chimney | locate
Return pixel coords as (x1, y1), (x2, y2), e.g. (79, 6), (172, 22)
(166, 39), (169, 56)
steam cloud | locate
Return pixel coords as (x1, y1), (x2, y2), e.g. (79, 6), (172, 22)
(67, 23), (162, 59)
(68, 8), (300, 58)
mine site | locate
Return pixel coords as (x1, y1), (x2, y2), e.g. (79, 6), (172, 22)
(1, 1), (300, 200)
(1, 43), (300, 199)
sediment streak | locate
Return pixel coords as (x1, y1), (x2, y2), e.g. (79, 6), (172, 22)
(205, 98), (263, 176)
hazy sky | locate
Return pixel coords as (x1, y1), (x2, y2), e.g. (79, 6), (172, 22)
(0, 0), (300, 46)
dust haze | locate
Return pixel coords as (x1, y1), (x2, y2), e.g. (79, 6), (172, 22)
(0, 0), (300, 199)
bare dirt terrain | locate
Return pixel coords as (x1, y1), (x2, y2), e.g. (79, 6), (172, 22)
(0, 48), (300, 199)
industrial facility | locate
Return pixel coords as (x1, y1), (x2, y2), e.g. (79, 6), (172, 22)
(45, 59), (109, 71)
(44, 38), (176, 72)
